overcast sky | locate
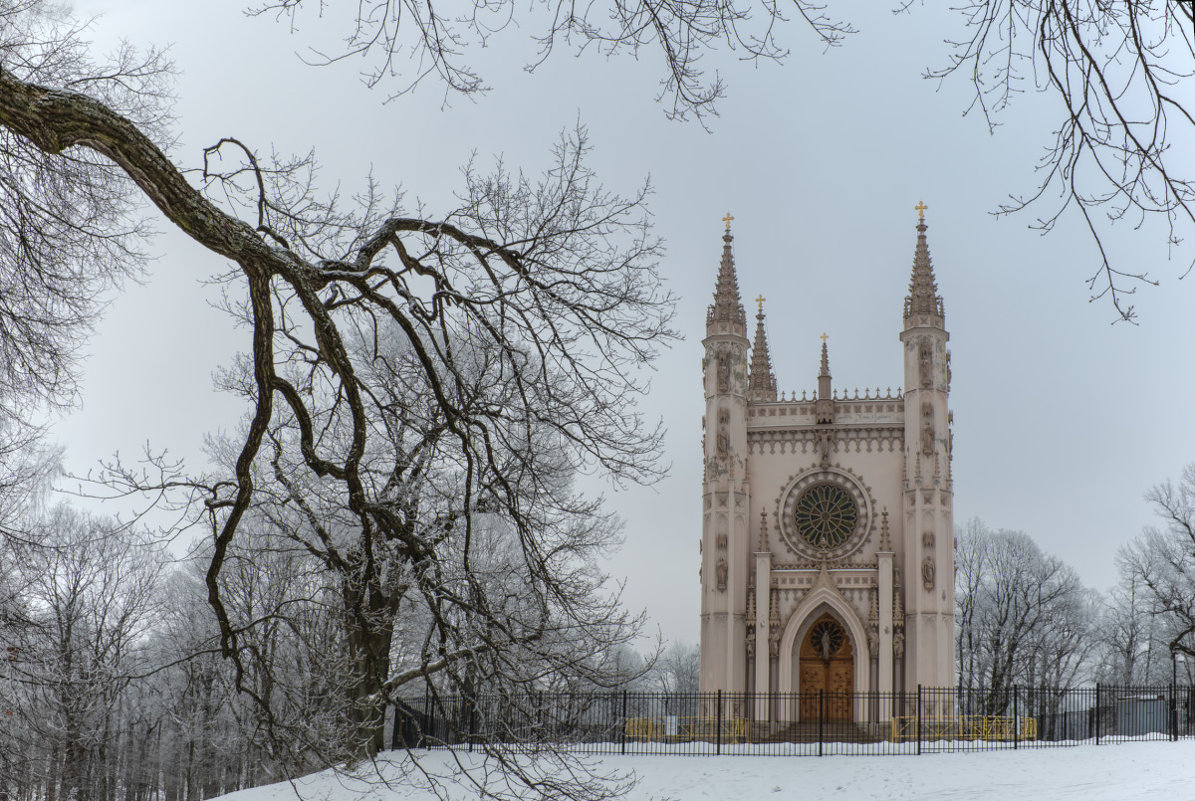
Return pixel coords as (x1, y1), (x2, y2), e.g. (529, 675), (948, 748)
(56, 1), (1195, 646)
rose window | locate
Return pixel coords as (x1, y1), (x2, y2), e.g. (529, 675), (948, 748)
(793, 484), (858, 549)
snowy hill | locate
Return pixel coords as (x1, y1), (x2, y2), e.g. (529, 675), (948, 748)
(214, 740), (1195, 801)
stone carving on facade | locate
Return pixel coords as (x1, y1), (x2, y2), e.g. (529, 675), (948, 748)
(893, 627), (905, 659)
(948, 411), (954, 460)
(716, 557), (727, 591)
(716, 533), (727, 550)
(716, 408), (729, 457)
(816, 429), (833, 464)
(922, 556), (935, 590)
(922, 532), (934, 548)
(879, 509), (891, 550)
(919, 340), (932, 389)
(745, 586), (756, 658)
(758, 510), (769, 551)
(920, 401), (934, 456)
(768, 588), (781, 658)
(717, 353), (729, 393)
(867, 589), (879, 657)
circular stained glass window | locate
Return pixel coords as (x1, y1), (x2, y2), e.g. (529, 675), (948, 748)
(793, 484), (858, 549)
(809, 619), (846, 660)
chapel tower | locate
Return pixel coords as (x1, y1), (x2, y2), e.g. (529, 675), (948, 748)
(898, 205), (956, 690)
(699, 214), (751, 694)
(697, 206), (957, 712)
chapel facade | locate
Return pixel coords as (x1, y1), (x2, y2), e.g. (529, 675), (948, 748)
(699, 210), (956, 712)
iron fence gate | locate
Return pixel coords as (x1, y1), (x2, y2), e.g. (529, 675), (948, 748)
(391, 685), (1195, 756)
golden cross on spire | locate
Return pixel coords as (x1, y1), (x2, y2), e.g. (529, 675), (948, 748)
(754, 294), (765, 312)
(722, 211), (734, 232)
(820, 332), (829, 342)
(915, 200), (928, 220)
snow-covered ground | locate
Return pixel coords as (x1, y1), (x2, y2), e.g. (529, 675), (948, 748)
(216, 740), (1195, 801)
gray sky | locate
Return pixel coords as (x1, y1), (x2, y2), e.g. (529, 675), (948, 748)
(57, 1), (1195, 646)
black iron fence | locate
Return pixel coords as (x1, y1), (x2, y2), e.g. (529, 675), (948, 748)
(391, 685), (1195, 756)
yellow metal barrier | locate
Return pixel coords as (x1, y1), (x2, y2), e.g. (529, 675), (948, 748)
(625, 715), (750, 743)
(890, 715), (1038, 742)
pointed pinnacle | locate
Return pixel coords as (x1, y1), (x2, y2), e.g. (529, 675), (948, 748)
(749, 299), (777, 400)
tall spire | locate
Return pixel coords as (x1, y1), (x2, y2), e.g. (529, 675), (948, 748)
(748, 296), (777, 401)
(904, 202), (944, 326)
(707, 214), (747, 335)
(815, 334), (834, 424)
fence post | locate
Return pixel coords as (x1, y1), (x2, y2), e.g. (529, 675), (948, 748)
(468, 697), (475, 753)
(716, 690), (723, 755)
(390, 700), (399, 751)
(1095, 684), (1101, 745)
(1012, 685), (1019, 750)
(916, 685), (922, 756)
(423, 686), (431, 747)
(1172, 682), (1178, 742)
(1180, 688), (1190, 746)
(818, 689), (824, 757)
(620, 690), (628, 755)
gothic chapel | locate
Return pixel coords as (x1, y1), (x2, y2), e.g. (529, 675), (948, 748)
(699, 209), (956, 713)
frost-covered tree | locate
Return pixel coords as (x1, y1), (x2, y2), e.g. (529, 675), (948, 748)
(2, 0), (673, 784)
(647, 641), (700, 695)
(955, 520), (1094, 709)
(6, 507), (163, 801)
(1119, 464), (1195, 670)
(1094, 562), (1173, 685)
(200, 329), (644, 758)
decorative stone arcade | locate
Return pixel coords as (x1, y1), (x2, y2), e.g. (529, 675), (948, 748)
(698, 206), (957, 724)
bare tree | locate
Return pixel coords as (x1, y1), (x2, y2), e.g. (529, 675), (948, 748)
(911, 1), (1195, 320)
(251, 0), (855, 122)
(7, 506), (163, 801)
(1120, 463), (1195, 668)
(0, 1), (169, 422)
(648, 641), (700, 695)
(1095, 560), (1173, 684)
(254, 1), (1195, 317)
(954, 521), (1093, 710)
(2, 3), (675, 791)
(200, 327), (646, 758)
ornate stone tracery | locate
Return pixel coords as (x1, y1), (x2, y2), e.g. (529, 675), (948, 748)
(775, 467), (874, 561)
(793, 483), (857, 548)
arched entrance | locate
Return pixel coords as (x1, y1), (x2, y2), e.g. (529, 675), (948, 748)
(799, 614), (854, 721)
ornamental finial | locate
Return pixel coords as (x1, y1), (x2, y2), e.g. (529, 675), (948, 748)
(915, 200), (928, 220)
(722, 211), (734, 232)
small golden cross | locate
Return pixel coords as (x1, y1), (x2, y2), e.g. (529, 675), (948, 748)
(820, 332), (828, 342)
(915, 200), (928, 220)
(722, 211), (734, 231)
(754, 294), (765, 311)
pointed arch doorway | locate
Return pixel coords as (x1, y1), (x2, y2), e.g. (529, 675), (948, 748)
(799, 614), (854, 721)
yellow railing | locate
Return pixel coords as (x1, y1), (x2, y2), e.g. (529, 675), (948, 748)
(891, 715), (1038, 742)
(625, 715), (750, 743)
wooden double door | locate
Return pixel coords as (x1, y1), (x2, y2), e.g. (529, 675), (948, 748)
(798, 614), (854, 721)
